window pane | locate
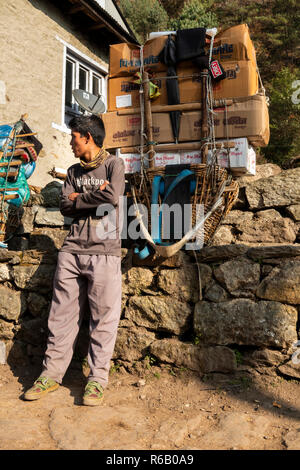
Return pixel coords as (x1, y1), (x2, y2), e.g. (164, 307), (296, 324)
(79, 66), (88, 91)
(92, 74), (101, 96)
(65, 59), (74, 108)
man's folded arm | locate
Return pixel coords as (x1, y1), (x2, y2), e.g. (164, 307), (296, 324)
(59, 170), (89, 218)
(75, 159), (125, 210)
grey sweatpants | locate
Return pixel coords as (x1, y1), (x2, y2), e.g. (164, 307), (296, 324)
(42, 251), (122, 388)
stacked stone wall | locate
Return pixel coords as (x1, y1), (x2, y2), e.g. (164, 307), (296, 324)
(1, 165), (300, 380)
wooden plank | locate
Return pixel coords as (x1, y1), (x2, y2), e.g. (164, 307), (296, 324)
(0, 171), (18, 177)
(0, 149), (27, 158)
(143, 71), (155, 168)
(0, 194), (19, 201)
(0, 160), (22, 168)
(69, 4), (85, 14)
(0, 188), (19, 192)
(88, 23), (106, 31)
(119, 141), (236, 154)
(117, 99), (233, 115)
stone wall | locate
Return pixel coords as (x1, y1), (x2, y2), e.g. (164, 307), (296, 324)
(1, 165), (300, 380)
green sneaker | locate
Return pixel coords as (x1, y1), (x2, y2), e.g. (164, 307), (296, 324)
(83, 381), (104, 406)
(24, 376), (59, 401)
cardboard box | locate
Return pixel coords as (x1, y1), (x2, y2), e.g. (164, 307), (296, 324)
(212, 60), (258, 100)
(117, 150), (201, 174)
(109, 24), (257, 79)
(207, 138), (256, 175)
(108, 60), (258, 112)
(109, 35), (169, 78)
(178, 94), (270, 147)
(108, 68), (202, 112)
(103, 94), (269, 149)
(209, 24), (257, 66)
(102, 112), (174, 149)
(180, 150), (202, 165)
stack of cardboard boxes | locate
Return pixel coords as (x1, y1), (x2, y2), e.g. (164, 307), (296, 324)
(102, 25), (269, 175)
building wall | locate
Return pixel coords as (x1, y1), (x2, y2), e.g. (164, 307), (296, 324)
(0, 0), (109, 187)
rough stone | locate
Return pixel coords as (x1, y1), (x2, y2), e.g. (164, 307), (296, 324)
(236, 210), (296, 244)
(35, 206), (72, 227)
(12, 264), (56, 290)
(285, 204), (300, 222)
(5, 340), (29, 366)
(0, 264), (11, 282)
(245, 167), (300, 210)
(194, 299), (297, 348)
(204, 281), (229, 302)
(7, 236), (30, 251)
(237, 163), (282, 188)
(21, 250), (57, 265)
(125, 295), (192, 335)
(0, 319), (15, 340)
(256, 260), (300, 304)
(29, 181), (62, 207)
(113, 326), (156, 362)
(149, 338), (237, 373)
(277, 359), (300, 380)
(222, 210), (254, 226)
(247, 244), (300, 260)
(0, 286), (26, 321)
(157, 264), (210, 302)
(213, 257), (260, 297)
(243, 349), (287, 368)
(122, 266), (154, 295)
(27, 292), (50, 317)
(0, 250), (21, 264)
(29, 228), (68, 251)
(210, 225), (235, 245)
(16, 206), (38, 233)
(195, 244), (249, 263)
(0, 340), (6, 364)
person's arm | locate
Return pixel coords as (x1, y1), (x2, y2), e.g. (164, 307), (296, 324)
(74, 158), (125, 210)
(59, 168), (87, 218)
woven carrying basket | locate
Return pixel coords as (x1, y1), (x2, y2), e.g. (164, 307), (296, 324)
(127, 163), (239, 247)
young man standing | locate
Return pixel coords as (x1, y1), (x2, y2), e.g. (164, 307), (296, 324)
(24, 114), (125, 406)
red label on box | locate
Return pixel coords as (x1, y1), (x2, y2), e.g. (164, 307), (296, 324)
(210, 60), (223, 79)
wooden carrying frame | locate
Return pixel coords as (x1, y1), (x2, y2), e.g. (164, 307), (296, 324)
(125, 65), (238, 259)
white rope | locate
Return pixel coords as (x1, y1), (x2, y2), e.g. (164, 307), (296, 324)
(132, 183), (224, 257)
(205, 30), (218, 168)
(138, 45), (146, 190)
(257, 66), (270, 105)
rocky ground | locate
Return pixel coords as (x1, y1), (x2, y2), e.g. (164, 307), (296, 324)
(0, 359), (300, 451)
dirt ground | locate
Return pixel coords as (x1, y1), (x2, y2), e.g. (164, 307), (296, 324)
(0, 359), (300, 452)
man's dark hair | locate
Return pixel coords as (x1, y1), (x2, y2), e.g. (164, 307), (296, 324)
(69, 114), (106, 147)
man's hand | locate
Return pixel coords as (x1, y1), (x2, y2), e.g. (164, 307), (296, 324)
(100, 180), (110, 191)
(68, 192), (80, 201)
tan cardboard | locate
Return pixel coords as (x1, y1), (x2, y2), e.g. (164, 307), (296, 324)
(209, 24), (257, 66)
(212, 60), (258, 99)
(179, 94), (269, 147)
(109, 35), (169, 78)
(102, 112), (174, 149)
(109, 24), (257, 79)
(103, 94), (269, 149)
(107, 68), (201, 112)
(108, 60), (258, 112)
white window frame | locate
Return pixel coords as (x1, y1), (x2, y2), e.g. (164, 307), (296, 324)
(52, 36), (108, 134)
